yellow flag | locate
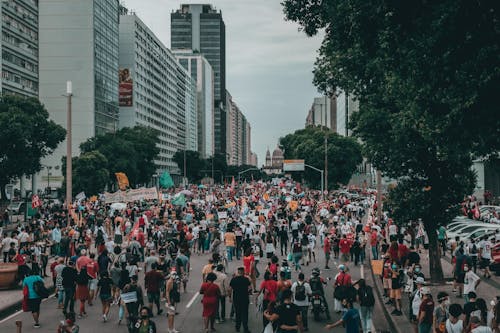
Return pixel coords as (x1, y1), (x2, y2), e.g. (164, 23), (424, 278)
(115, 172), (129, 190)
(263, 193), (270, 201)
(288, 200), (298, 212)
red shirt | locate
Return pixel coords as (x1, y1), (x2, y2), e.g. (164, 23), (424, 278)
(260, 279), (278, 301)
(324, 237), (331, 253)
(76, 255), (91, 271)
(50, 261), (58, 278)
(335, 272), (352, 286)
(86, 260), (99, 279)
(398, 244), (409, 258)
(137, 232), (146, 247)
(370, 231), (378, 246)
(243, 255), (255, 275)
(339, 239), (351, 254)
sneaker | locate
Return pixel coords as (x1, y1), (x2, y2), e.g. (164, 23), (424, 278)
(216, 320), (220, 324)
(103, 314), (107, 322)
(33, 324), (41, 328)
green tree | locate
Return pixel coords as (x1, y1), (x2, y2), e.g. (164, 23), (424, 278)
(62, 151), (109, 196)
(173, 150), (206, 183)
(80, 126), (160, 188)
(280, 126), (362, 188)
(0, 95), (66, 199)
(283, 0), (499, 281)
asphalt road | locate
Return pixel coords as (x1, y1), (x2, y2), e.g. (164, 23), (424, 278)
(0, 242), (391, 333)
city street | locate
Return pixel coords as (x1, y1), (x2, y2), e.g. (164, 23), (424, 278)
(0, 245), (390, 333)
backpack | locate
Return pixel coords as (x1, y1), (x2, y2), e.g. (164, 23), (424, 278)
(309, 276), (323, 294)
(360, 286), (375, 306)
(33, 280), (50, 299)
(295, 282), (307, 301)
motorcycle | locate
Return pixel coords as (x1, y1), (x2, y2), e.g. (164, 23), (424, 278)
(310, 292), (329, 321)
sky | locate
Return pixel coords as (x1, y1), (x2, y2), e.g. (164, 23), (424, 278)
(122, 0), (323, 165)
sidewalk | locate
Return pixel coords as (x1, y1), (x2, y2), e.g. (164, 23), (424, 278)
(371, 251), (500, 333)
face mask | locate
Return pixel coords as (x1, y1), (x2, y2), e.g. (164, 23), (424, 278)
(415, 268), (420, 273)
(464, 267), (469, 272)
(140, 314), (148, 319)
(392, 265), (397, 269)
(444, 299), (450, 306)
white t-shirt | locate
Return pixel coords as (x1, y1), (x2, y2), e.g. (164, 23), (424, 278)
(471, 326), (492, 333)
(1, 237), (12, 253)
(479, 240), (492, 260)
(463, 270), (480, 295)
(445, 319), (464, 333)
(389, 224), (397, 236)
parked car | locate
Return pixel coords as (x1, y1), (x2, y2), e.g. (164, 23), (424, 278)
(490, 243), (500, 276)
(6, 201), (26, 215)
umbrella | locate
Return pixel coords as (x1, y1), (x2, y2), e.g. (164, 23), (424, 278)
(180, 189), (193, 196)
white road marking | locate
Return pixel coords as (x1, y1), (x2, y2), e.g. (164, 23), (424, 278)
(186, 291), (199, 308)
(360, 264), (365, 279)
(0, 310), (22, 324)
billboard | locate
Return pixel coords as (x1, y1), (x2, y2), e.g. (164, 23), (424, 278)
(283, 159), (305, 171)
(119, 68), (133, 106)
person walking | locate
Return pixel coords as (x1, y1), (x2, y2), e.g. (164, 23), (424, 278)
(417, 287), (434, 333)
(256, 271), (278, 327)
(264, 289), (302, 333)
(214, 264), (229, 323)
(62, 260), (77, 316)
(165, 271), (180, 333)
(145, 262), (164, 316)
(325, 298), (361, 333)
(96, 271), (113, 322)
(291, 272), (312, 331)
(355, 279), (375, 333)
(75, 267), (90, 318)
(22, 268), (44, 328)
(131, 306), (157, 333)
(200, 272), (221, 333)
(229, 267), (252, 333)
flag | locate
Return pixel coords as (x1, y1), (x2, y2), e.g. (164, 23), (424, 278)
(75, 192), (86, 201)
(31, 195), (42, 209)
(115, 172), (129, 190)
(159, 171), (174, 188)
(172, 193), (186, 207)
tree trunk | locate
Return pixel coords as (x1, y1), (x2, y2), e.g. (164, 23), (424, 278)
(425, 221), (444, 283)
(0, 182), (6, 202)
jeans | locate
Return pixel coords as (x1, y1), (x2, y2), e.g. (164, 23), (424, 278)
(281, 240), (288, 256)
(293, 252), (302, 270)
(216, 296), (226, 320)
(371, 246), (378, 260)
(234, 301), (249, 332)
(360, 306), (373, 333)
(418, 322), (432, 333)
(299, 305), (309, 329)
(64, 287), (75, 314)
(227, 246), (235, 261)
(58, 289), (65, 305)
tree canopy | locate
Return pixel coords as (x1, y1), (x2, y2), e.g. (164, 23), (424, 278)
(0, 95), (66, 199)
(173, 150), (206, 183)
(282, 0), (499, 282)
(62, 151), (108, 196)
(280, 126), (362, 189)
(79, 126), (160, 188)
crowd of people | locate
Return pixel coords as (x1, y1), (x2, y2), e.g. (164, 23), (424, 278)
(0, 179), (498, 333)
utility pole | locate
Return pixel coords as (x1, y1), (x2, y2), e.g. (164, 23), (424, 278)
(376, 170), (382, 224)
(66, 81), (73, 211)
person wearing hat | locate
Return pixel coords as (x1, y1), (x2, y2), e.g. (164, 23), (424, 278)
(434, 292), (450, 333)
(417, 287), (434, 333)
(333, 264), (352, 313)
(411, 277), (426, 333)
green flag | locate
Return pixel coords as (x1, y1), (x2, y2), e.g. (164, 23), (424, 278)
(172, 193), (186, 207)
(159, 171), (174, 188)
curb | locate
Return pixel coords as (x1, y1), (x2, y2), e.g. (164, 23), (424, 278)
(0, 286), (55, 320)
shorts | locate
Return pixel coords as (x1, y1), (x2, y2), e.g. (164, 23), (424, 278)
(88, 278), (98, 291)
(455, 273), (465, 284)
(383, 278), (392, 289)
(479, 258), (491, 269)
(166, 303), (176, 315)
(27, 298), (41, 313)
(99, 294), (113, 302)
(390, 288), (402, 299)
(324, 252), (330, 260)
(147, 292), (160, 304)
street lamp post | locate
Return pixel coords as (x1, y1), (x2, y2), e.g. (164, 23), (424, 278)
(66, 81), (73, 211)
(305, 164), (324, 199)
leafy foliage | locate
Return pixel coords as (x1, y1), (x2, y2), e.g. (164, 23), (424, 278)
(0, 95), (66, 199)
(62, 151), (108, 196)
(280, 126), (362, 188)
(282, 0), (499, 281)
(80, 126), (160, 188)
(173, 150), (206, 183)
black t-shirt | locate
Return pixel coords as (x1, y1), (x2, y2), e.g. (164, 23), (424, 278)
(408, 252), (420, 265)
(62, 266), (77, 288)
(276, 302), (300, 328)
(98, 277), (113, 295)
(230, 275), (251, 303)
(464, 301), (479, 322)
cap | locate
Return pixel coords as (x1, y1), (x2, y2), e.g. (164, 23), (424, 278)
(415, 277), (426, 284)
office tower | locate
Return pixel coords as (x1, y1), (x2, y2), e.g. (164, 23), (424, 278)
(174, 50), (214, 159)
(226, 91), (252, 166)
(305, 95), (337, 131)
(1, 0), (39, 97)
(119, 10), (197, 174)
(171, 4), (226, 155)
(39, 0), (120, 183)
(335, 89), (358, 137)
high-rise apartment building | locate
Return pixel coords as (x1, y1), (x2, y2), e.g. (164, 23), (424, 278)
(174, 50), (214, 158)
(39, 0), (120, 181)
(171, 4), (226, 155)
(119, 10), (196, 174)
(305, 95), (337, 131)
(226, 91), (252, 166)
(335, 89), (358, 137)
(1, 0), (39, 97)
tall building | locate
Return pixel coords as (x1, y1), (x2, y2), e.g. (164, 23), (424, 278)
(1, 0), (39, 98)
(119, 10), (197, 174)
(305, 95), (337, 131)
(226, 91), (252, 166)
(171, 4), (226, 155)
(335, 89), (358, 137)
(39, 0), (120, 182)
(174, 50), (214, 158)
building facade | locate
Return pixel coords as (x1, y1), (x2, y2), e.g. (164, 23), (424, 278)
(305, 95), (337, 131)
(174, 50), (214, 158)
(119, 11), (196, 174)
(171, 4), (226, 155)
(1, 0), (39, 98)
(38, 0), (120, 184)
(226, 91), (252, 166)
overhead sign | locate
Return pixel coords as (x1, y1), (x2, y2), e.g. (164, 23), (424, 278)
(283, 159), (305, 171)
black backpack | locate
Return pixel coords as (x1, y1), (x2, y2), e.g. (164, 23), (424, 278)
(360, 286), (375, 306)
(33, 280), (50, 299)
(295, 282), (307, 301)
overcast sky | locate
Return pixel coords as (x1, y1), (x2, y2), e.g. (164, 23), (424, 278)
(122, 0), (323, 165)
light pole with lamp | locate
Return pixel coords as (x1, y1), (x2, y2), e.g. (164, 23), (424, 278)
(305, 164), (324, 199)
(65, 81), (73, 210)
